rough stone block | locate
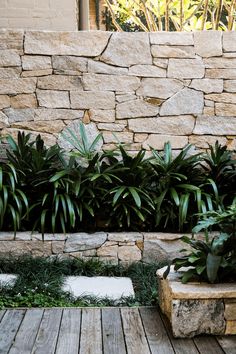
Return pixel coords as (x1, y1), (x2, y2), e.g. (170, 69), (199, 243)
(215, 103), (236, 117)
(10, 94), (37, 109)
(0, 29), (24, 52)
(150, 32), (193, 46)
(12, 120), (65, 134)
(64, 232), (107, 252)
(70, 91), (115, 109)
(168, 59), (205, 79)
(118, 245), (142, 262)
(223, 32), (236, 52)
(37, 89), (70, 108)
(128, 64), (166, 77)
(3, 108), (34, 123)
(137, 78), (184, 99)
(0, 95), (10, 109)
(143, 135), (188, 150)
(103, 131), (133, 144)
(224, 80), (236, 93)
(89, 109), (115, 123)
(82, 73), (140, 92)
(0, 67), (21, 78)
(22, 55), (52, 70)
(37, 75), (83, 91)
(206, 69), (236, 79)
(190, 79), (223, 93)
(0, 50), (21, 67)
(194, 31), (222, 57)
(88, 60), (128, 75)
(52, 56), (88, 74)
(0, 78), (36, 94)
(117, 99), (159, 119)
(194, 116), (236, 135)
(151, 45), (195, 58)
(108, 232), (143, 242)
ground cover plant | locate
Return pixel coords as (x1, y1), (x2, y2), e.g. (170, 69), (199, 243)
(0, 256), (163, 308)
(0, 125), (236, 234)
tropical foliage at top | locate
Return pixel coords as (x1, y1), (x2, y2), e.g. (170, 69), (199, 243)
(0, 123), (236, 236)
(105, 0), (236, 31)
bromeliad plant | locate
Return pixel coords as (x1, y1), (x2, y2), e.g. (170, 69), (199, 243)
(169, 203), (236, 283)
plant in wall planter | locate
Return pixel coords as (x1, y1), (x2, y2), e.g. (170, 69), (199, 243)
(158, 204), (236, 337)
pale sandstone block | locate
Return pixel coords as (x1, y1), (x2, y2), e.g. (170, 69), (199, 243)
(0, 29), (24, 52)
(206, 69), (236, 79)
(203, 107), (215, 115)
(129, 116), (195, 135)
(10, 94), (37, 109)
(25, 31), (111, 56)
(0, 50), (21, 67)
(82, 73), (140, 92)
(3, 108), (34, 123)
(0, 95), (10, 109)
(223, 32), (236, 52)
(1, 128), (57, 146)
(52, 241), (65, 254)
(22, 55), (52, 70)
(89, 109), (115, 123)
(168, 59), (205, 79)
(12, 120), (65, 134)
(160, 88), (204, 116)
(205, 100), (215, 107)
(116, 99), (159, 119)
(128, 64), (166, 77)
(137, 78), (184, 99)
(97, 244), (118, 258)
(37, 75), (82, 91)
(190, 79), (223, 94)
(64, 232), (107, 252)
(225, 321), (236, 335)
(37, 89), (70, 108)
(143, 134), (188, 150)
(52, 56), (88, 74)
(194, 31), (222, 57)
(151, 45), (195, 58)
(215, 103), (236, 116)
(194, 116), (236, 135)
(101, 32), (152, 67)
(116, 94), (137, 103)
(118, 246), (142, 262)
(21, 69), (53, 77)
(0, 78), (36, 94)
(153, 58), (168, 69)
(34, 108), (83, 121)
(88, 60), (128, 75)
(97, 123), (126, 132)
(205, 93), (236, 104)
(0, 67), (21, 78)
(134, 133), (148, 143)
(224, 303), (236, 320)
(70, 91), (115, 109)
(150, 32), (193, 46)
(0, 111), (9, 128)
(103, 131), (133, 144)
(189, 135), (227, 148)
(204, 57), (236, 68)
(224, 80), (236, 93)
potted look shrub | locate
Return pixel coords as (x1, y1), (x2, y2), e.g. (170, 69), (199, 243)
(158, 204), (236, 338)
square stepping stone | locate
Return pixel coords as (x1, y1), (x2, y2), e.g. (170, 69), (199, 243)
(62, 276), (135, 300)
(0, 274), (17, 288)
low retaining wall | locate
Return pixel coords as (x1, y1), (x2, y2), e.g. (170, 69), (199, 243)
(0, 231), (194, 265)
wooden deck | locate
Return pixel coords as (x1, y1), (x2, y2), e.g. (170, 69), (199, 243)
(0, 307), (235, 354)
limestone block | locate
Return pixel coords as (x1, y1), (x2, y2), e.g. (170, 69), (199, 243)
(22, 69), (53, 77)
(134, 133), (148, 143)
(82, 73), (140, 92)
(0, 50), (21, 67)
(118, 245), (142, 262)
(58, 121), (103, 151)
(101, 32), (152, 67)
(160, 88), (204, 116)
(172, 299), (225, 337)
(103, 131), (133, 144)
(215, 103), (236, 117)
(0, 29), (24, 52)
(97, 244), (118, 258)
(194, 31), (222, 57)
(151, 45), (195, 58)
(88, 60), (128, 75)
(153, 58), (168, 69)
(70, 91), (115, 109)
(189, 135), (227, 148)
(37, 90), (70, 109)
(89, 109), (115, 123)
(137, 78), (184, 99)
(25, 31), (111, 56)
(22, 55), (52, 70)
(129, 116), (195, 135)
(0, 111), (9, 128)
(143, 134), (188, 150)
(0, 78), (36, 94)
(3, 108), (34, 123)
(52, 56), (88, 75)
(168, 59), (205, 79)
(0, 68), (21, 78)
(224, 80), (236, 93)
(190, 79), (223, 93)
(98, 123), (126, 132)
(203, 107), (215, 116)
(206, 69), (236, 79)
(12, 120), (65, 134)
(64, 232), (107, 252)
(128, 65), (166, 77)
(194, 116), (236, 135)
(10, 94), (37, 109)
(108, 232), (143, 242)
(150, 32), (193, 46)
(116, 94), (137, 103)
(117, 99), (159, 119)
(205, 93), (236, 104)
(223, 32), (236, 52)
(204, 57), (236, 68)
(34, 108), (83, 121)
(0, 95), (10, 109)
(37, 75), (83, 91)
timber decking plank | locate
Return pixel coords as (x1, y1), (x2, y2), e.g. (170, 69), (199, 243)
(32, 308), (62, 354)
(121, 307), (151, 354)
(139, 307), (175, 354)
(102, 308), (126, 354)
(194, 337), (225, 354)
(8, 309), (44, 354)
(79, 308), (103, 354)
(55, 308), (81, 354)
(216, 336), (236, 354)
(159, 310), (199, 354)
(0, 309), (25, 354)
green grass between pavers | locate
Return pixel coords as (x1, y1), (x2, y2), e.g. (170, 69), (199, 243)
(0, 256), (166, 308)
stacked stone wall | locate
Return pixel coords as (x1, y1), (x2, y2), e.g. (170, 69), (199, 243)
(0, 30), (236, 153)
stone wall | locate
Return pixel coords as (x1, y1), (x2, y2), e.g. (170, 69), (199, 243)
(0, 30), (236, 153)
(0, 1), (78, 31)
(0, 231), (193, 265)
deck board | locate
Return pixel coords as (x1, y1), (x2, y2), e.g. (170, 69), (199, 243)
(0, 307), (235, 354)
